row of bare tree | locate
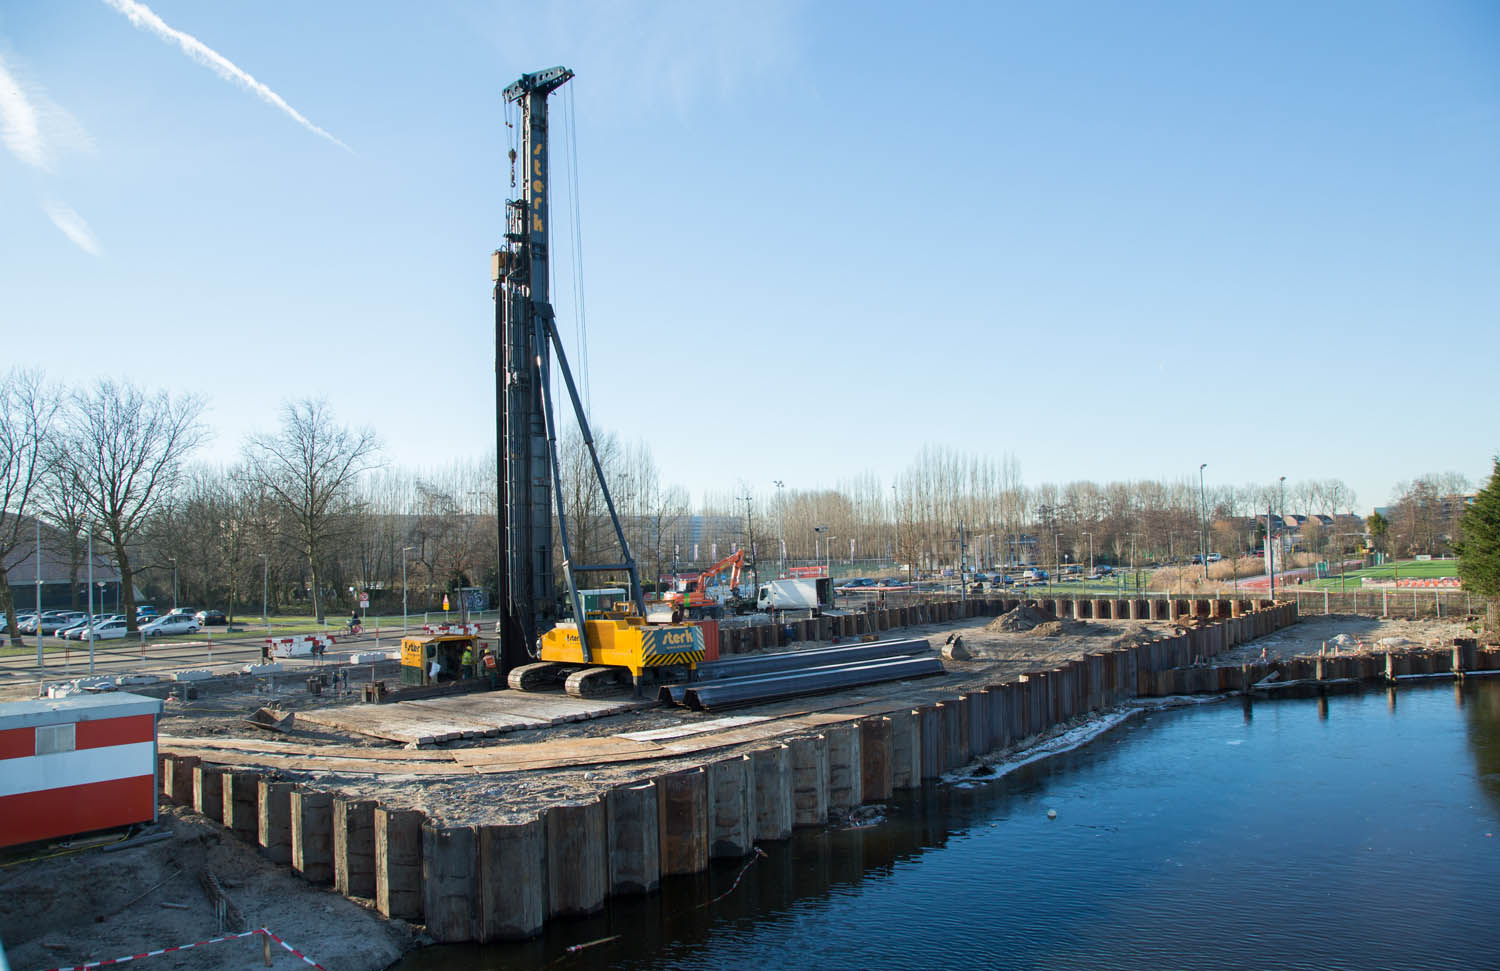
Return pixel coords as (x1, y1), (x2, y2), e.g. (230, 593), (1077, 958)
(0, 369), (1475, 640)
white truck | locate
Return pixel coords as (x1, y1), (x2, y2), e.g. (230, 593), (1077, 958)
(756, 577), (833, 613)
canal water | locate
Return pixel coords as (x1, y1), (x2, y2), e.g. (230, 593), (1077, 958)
(394, 678), (1500, 970)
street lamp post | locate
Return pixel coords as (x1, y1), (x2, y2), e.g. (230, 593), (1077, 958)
(1278, 475), (1287, 568)
(1082, 531), (1093, 576)
(259, 554), (269, 633)
(402, 546), (415, 635)
(774, 480), (785, 578)
(169, 556), (178, 612)
(1198, 463), (1209, 582)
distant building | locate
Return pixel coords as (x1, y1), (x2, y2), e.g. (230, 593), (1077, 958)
(0, 518), (124, 612)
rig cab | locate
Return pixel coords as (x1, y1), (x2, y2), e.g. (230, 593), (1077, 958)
(400, 623), (490, 687)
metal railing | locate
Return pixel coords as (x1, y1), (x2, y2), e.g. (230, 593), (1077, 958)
(1275, 588), (1486, 621)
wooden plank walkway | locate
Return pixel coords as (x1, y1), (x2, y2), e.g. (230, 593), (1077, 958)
(159, 685), (952, 777)
(292, 691), (652, 745)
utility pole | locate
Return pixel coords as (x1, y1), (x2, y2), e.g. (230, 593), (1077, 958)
(774, 480), (785, 578)
(1268, 504), (1276, 599)
(1199, 463), (1209, 583)
(35, 517), (42, 668)
(86, 528), (95, 675)
(959, 520), (967, 605)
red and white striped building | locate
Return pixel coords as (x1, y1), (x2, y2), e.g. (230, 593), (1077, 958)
(0, 693), (163, 849)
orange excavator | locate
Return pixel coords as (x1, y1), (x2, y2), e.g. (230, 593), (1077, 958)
(666, 550), (748, 618)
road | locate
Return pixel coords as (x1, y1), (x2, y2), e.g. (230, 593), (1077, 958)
(0, 626), (401, 700)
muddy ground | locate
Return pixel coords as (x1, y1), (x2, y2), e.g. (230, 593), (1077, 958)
(0, 808), (418, 971)
(0, 607), (1478, 971)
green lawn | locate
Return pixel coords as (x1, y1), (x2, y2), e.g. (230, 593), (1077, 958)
(1304, 558), (1458, 590)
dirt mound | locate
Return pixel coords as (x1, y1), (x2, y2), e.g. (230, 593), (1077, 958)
(987, 604), (1057, 633)
(1033, 621), (1065, 637)
(1107, 628), (1165, 650)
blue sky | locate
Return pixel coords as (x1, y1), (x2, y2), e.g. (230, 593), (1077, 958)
(2, 0), (1496, 512)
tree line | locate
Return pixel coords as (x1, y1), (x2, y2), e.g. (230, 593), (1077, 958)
(0, 369), (1477, 642)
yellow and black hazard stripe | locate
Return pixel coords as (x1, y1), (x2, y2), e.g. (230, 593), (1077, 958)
(641, 649), (704, 668)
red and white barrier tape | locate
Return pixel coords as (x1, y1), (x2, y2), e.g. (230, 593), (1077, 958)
(39, 927), (326, 971)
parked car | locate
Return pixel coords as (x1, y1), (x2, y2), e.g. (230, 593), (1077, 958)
(1025, 568), (1048, 581)
(1206, 552), (1223, 563)
(40, 611), (89, 634)
(142, 614), (201, 636)
(195, 609), (227, 626)
(167, 606), (200, 617)
(136, 605), (159, 620)
(90, 618), (131, 640)
(63, 615), (125, 639)
(58, 618), (93, 638)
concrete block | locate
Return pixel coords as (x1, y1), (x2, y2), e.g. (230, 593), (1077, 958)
(221, 771), (259, 843)
(290, 789), (334, 884)
(606, 781), (660, 894)
(787, 735), (829, 827)
(422, 823), (478, 942)
(825, 723), (862, 810)
(164, 755), (199, 806)
(333, 797), (377, 898)
(750, 744), (798, 840)
(919, 705), (943, 779)
(256, 779), (293, 865)
(657, 767), (709, 876)
(374, 807), (424, 920)
(889, 709), (920, 790)
(708, 754), (754, 859)
(191, 764), (224, 822)
(938, 698), (968, 769)
(968, 690), (993, 757)
(478, 816), (547, 940)
(751, 745), (792, 841)
(546, 800), (608, 917)
(859, 717), (893, 802)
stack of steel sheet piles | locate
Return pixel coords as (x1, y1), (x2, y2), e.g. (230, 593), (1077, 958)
(658, 639), (943, 710)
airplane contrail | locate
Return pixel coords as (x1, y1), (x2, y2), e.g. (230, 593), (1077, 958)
(0, 53), (47, 168)
(101, 0), (350, 151)
(0, 55), (101, 255)
(45, 201), (102, 256)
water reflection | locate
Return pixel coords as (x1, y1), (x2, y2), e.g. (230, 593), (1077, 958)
(1463, 677), (1500, 814)
(393, 680), (1500, 971)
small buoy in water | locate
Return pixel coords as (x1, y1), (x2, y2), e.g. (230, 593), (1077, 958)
(1046, 809), (1057, 820)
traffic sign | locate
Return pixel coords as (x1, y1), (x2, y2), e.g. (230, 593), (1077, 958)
(442, 594), (450, 611)
(359, 593), (369, 609)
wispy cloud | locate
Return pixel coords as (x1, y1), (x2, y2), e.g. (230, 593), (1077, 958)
(0, 52), (46, 168)
(101, 0), (349, 151)
(45, 201), (102, 256)
(1, 54), (101, 255)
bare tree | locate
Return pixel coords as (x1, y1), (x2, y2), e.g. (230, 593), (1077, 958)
(61, 379), (206, 632)
(38, 452), (93, 611)
(244, 399), (379, 623)
(0, 370), (60, 643)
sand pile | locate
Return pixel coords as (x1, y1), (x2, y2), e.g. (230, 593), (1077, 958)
(988, 604), (1057, 633)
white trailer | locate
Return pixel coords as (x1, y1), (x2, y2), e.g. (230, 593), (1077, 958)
(756, 577), (832, 613)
